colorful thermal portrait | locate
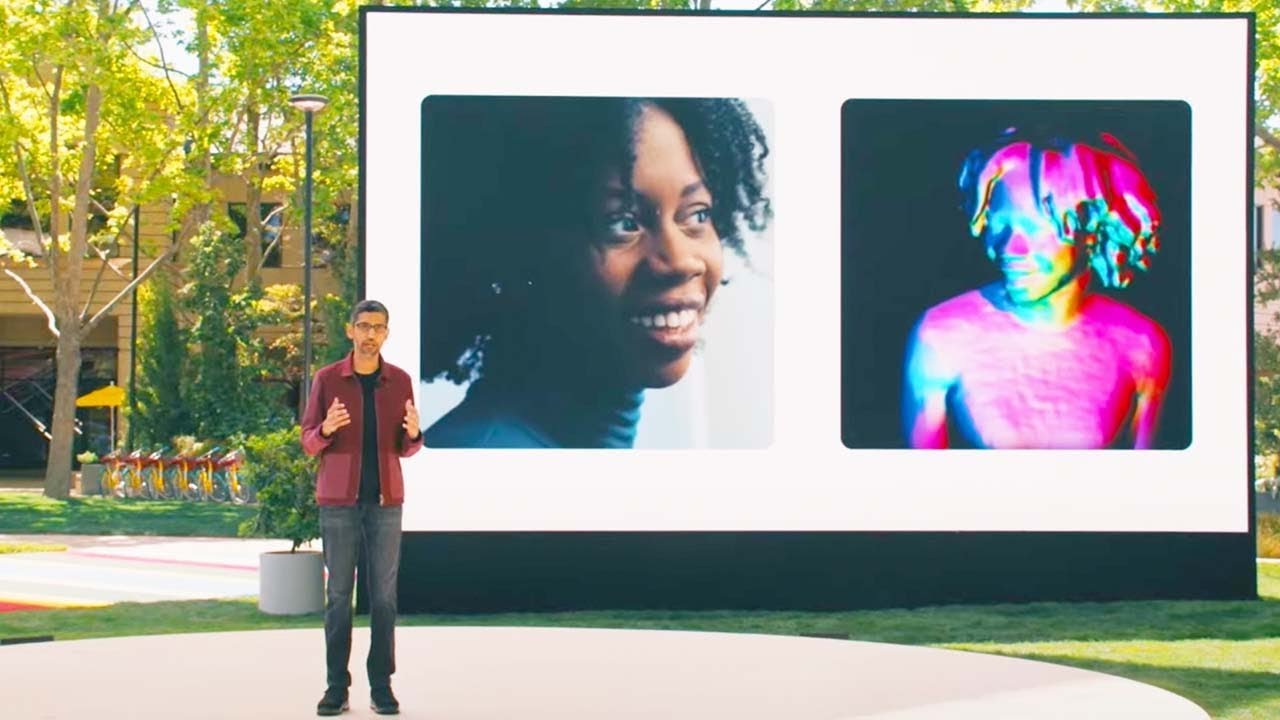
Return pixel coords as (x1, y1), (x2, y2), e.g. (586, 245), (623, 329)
(902, 129), (1172, 449)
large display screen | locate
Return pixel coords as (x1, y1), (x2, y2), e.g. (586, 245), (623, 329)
(363, 9), (1251, 533)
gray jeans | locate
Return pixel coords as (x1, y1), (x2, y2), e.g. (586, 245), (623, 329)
(320, 503), (402, 689)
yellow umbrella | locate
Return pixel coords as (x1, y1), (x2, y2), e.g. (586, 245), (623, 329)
(76, 384), (125, 449)
(76, 385), (125, 408)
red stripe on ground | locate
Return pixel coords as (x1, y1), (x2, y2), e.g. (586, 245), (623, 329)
(0, 601), (51, 613)
(67, 551), (257, 572)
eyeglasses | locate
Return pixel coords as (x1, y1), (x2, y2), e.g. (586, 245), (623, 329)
(353, 322), (388, 335)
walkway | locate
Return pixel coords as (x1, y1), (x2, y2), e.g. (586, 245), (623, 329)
(0, 533), (303, 610)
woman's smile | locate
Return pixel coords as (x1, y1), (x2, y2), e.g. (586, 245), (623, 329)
(626, 302), (705, 353)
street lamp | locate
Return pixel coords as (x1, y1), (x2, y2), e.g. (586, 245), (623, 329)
(289, 93), (328, 412)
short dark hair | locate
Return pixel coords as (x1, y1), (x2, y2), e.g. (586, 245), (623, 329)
(350, 299), (389, 324)
(958, 127), (1161, 289)
(421, 96), (772, 385)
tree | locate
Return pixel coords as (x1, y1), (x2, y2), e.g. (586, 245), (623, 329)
(130, 272), (190, 447)
(181, 220), (292, 439)
(0, 0), (192, 498)
(177, 0), (359, 286)
(171, 0), (363, 396)
(1256, 320), (1280, 456)
(317, 237), (357, 367)
(1256, 246), (1280, 464)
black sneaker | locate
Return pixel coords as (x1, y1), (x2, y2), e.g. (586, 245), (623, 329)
(316, 687), (349, 716)
(371, 686), (400, 715)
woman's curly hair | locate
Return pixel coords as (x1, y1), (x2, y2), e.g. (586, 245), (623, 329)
(420, 96), (771, 384)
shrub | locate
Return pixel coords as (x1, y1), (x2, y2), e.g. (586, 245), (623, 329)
(130, 274), (191, 447)
(1260, 514), (1280, 560)
(237, 426), (318, 552)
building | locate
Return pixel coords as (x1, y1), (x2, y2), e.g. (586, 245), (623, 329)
(0, 176), (336, 471)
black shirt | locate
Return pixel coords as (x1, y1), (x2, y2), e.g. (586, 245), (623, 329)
(356, 367), (381, 504)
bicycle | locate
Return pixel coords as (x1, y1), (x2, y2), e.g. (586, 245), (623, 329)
(164, 449), (196, 501)
(121, 449), (148, 498)
(176, 448), (206, 501)
(101, 449), (126, 497)
(191, 447), (221, 501)
(139, 448), (171, 499)
(216, 448), (247, 503)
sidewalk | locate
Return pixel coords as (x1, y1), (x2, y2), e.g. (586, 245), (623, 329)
(0, 533), (308, 610)
(0, 474), (316, 612)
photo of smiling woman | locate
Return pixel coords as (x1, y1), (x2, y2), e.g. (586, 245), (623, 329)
(840, 100), (1191, 450)
(418, 96), (773, 449)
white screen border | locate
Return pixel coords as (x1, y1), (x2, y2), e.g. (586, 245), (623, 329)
(363, 9), (1252, 533)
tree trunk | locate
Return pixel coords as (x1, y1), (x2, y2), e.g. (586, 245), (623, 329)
(244, 102), (264, 284)
(245, 179), (264, 285)
(44, 328), (83, 499)
(44, 79), (102, 498)
(186, 1), (212, 237)
(345, 187), (359, 249)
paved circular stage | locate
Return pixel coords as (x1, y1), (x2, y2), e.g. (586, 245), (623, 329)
(2, 627), (1206, 719)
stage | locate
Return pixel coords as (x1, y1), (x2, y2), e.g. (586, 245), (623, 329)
(1, 627), (1206, 718)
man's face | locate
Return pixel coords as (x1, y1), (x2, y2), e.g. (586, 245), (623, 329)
(982, 173), (1081, 306)
(346, 311), (389, 359)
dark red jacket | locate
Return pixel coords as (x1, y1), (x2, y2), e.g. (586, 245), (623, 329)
(301, 353), (423, 506)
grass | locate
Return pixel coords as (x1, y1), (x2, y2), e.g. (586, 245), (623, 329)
(0, 542), (67, 554)
(0, 493), (256, 537)
(2, 565), (1279, 719)
(8, 490), (1273, 555)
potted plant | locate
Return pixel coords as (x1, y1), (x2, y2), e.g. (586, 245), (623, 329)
(76, 450), (105, 496)
(238, 427), (324, 615)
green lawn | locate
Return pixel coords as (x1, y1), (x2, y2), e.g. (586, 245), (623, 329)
(0, 494), (256, 537)
(3, 565), (1279, 719)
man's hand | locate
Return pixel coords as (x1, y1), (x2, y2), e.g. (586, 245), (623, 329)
(321, 397), (350, 437)
(403, 399), (420, 440)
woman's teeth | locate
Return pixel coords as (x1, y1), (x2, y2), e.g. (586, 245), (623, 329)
(630, 309), (698, 330)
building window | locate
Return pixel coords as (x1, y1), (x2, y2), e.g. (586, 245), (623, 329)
(228, 202), (284, 268)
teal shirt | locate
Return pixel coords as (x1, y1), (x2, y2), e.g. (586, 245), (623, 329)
(424, 379), (643, 449)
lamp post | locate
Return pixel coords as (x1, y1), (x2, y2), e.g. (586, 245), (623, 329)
(288, 93), (328, 412)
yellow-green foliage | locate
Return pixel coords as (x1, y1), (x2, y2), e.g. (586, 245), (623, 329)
(1259, 513), (1280, 559)
(0, 542), (67, 554)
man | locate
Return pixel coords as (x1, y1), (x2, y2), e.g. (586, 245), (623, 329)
(301, 299), (422, 715)
(902, 130), (1171, 449)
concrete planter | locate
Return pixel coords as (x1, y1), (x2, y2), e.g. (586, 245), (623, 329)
(79, 464), (105, 496)
(259, 550), (324, 615)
